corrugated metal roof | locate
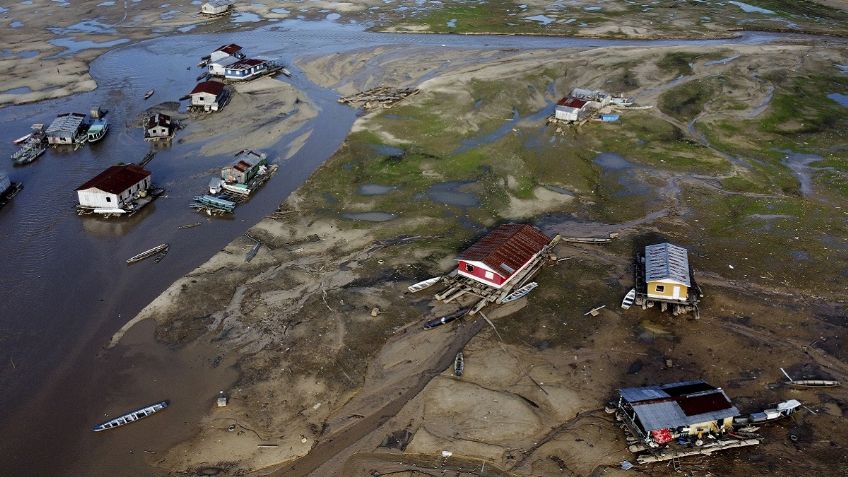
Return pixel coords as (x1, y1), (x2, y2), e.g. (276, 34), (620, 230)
(459, 224), (550, 278)
(228, 58), (265, 70)
(215, 44), (241, 55)
(556, 97), (588, 109)
(190, 81), (225, 96)
(645, 242), (691, 286)
(46, 113), (87, 136)
(76, 164), (150, 194)
(619, 380), (739, 431)
(146, 113), (171, 129)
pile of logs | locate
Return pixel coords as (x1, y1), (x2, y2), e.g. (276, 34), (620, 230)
(338, 86), (420, 110)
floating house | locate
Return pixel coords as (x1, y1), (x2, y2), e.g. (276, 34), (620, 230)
(221, 151), (268, 184)
(76, 164), (152, 214)
(189, 81), (228, 112)
(223, 58), (274, 81)
(616, 380), (739, 447)
(145, 113), (176, 141)
(0, 173), (10, 196)
(554, 97), (591, 122)
(46, 113), (88, 145)
(206, 43), (245, 74)
(200, 0), (234, 16)
(456, 223), (551, 289)
(0, 171), (22, 208)
(635, 242), (700, 315)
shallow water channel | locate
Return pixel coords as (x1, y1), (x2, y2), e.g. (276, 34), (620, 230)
(0, 20), (810, 475)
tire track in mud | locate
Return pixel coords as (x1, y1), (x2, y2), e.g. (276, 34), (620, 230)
(270, 317), (486, 477)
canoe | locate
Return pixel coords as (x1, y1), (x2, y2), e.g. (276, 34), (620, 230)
(92, 400), (169, 432)
(453, 352), (464, 377)
(621, 288), (636, 309)
(408, 276), (441, 293)
(423, 309), (467, 330)
(499, 282), (538, 304)
(126, 243), (169, 264)
(12, 133), (32, 145)
(144, 89), (155, 100)
(788, 380), (840, 388)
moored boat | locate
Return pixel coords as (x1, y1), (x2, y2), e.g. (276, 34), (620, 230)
(86, 119), (109, 143)
(453, 352), (464, 377)
(621, 288), (636, 309)
(144, 89), (155, 100)
(408, 276), (441, 293)
(126, 243), (169, 264)
(221, 182), (250, 195)
(92, 400), (169, 432)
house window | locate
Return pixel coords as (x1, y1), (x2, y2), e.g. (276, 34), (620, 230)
(106, 197), (111, 203)
(656, 285), (665, 292)
(465, 264), (474, 273)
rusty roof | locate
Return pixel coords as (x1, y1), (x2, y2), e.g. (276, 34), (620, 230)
(190, 81), (225, 96)
(216, 43), (242, 54)
(146, 113), (171, 129)
(556, 97), (588, 109)
(458, 224), (550, 277)
(76, 164), (150, 194)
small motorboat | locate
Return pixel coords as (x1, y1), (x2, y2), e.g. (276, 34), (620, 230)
(92, 400), (169, 432)
(126, 243), (169, 264)
(621, 288), (636, 309)
(86, 119), (109, 143)
(408, 277), (441, 293)
(144, 89), (155, 100)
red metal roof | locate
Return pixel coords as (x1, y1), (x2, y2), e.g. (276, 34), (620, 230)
(146, 113), (171, 129)
(676, 392), (733, 417)
(233, 160), (252, 172)
(229, 58), (265, 70)
(76, 164), (150, 194)
(216, 44), (242, 55)
(190, 81), (225, 96)
(459, 224), (551, 278)
(556, 96), (588, 109)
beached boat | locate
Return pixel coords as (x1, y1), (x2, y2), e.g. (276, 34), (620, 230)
(453, 352), (464, 377)
(221, 182), (250, 195)
(86, 118), (109, 143)
(126, 243), (169, 264)
(408, 276), (441, 293)
(499, 282), (538, 304)
(423, 309), (467, 330)
(92, 400), (169, 432)
(621, 288), (636, 309)
(144, 89), (155, 100)
(788, 379), (840, 388)
(281, 67), (292, 78)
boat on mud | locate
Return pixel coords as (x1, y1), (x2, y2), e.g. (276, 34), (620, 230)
(92, 400), (169, 432)
(454, 352), (464, 377)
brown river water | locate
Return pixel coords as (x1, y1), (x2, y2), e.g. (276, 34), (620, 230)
(0, 21), (797, 475)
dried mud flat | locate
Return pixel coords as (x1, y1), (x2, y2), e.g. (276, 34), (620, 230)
(115, 39), (848, 476)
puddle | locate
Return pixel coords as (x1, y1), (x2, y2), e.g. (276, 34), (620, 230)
(48, 37), (130, 57)
(454, 109), (518, 154)
(782, 152), (822, 197)
(704, 55), (740, 66)
(2, 86), (33, 95)
(0, 49), (39, 59)
(426, 181), (480, 207)
(371, 144), (405, 158)
(358, 184), (396, 196)
(594, 152), (632, 171)
(232, 12), (262, 23)
(827, 92), (848, 107)
(525, 15), (555, 25)
(342, 212), (396, 222)
(593, 152), (651, 197)
(728, 1), (774, 14)
(447, 19), (457, 28)
(790, 250), (810, 262)
(11, 21), (23, 29)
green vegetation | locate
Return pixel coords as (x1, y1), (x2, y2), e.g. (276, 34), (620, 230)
(656, 52), (722, 76)
(659, 78), (717, 121)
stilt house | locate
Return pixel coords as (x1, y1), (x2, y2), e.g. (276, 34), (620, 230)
(145, 113), (175, 140)
(644, 242), (691, 302)
(221, 152), (268, 184)
(76, 164), (151, 210)
(616, 380), (739, 446)
(456, 224), (550, 289)
(554, 97), (589, 122)
(46, 113), (88, 145)
(207, 44), (245, 75)
(200, 0), (234, 15)
(189, 81), (228, 112)
(223, 59), (272, 81)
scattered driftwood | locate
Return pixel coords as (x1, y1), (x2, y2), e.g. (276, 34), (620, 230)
(338, 86), (419, 110)
(584, 305), (606, 316)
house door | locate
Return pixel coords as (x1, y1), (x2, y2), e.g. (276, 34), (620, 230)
(672, 286), (680, 300)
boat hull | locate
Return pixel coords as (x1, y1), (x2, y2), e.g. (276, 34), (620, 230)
(92, 400), (169, 432)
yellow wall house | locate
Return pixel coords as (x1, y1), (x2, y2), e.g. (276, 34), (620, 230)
(645, 243), (690, 302)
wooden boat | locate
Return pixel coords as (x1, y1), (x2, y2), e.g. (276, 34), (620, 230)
(12, 143), (47, 165)
(408, 277), (441, 293)
(621, 288), (636, 309)
(423, 309), (467, 330)
(499, 282), (538, 304)
(281, 67), (292, 77)
(126, 243), (169, 264)
(12, 133), (32, 145)
(144, 89), (155, 100)
(92, 400), (169, 432)
(86, 119), (109, 143)
(453, 352), (464, 377)
(221, 182), (251, 195)
(787, 380), (840, 388)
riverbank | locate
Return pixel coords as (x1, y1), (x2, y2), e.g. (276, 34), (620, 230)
(110, 36), (848, 476)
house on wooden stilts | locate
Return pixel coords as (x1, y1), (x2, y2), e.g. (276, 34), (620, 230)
(635, 242), (701, 315)
(457, 223), (551, 289)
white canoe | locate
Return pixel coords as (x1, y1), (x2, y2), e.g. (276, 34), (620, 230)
(92, 400), (169, 432)
(408, 276), (441, 293)
(621, 288), (636, 309)
(499, 282), (538, 304)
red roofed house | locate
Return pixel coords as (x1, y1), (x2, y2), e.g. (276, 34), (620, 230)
(457, 224), (551, 289)
(189, 81), (228, 112)
(76, 164), (151, 211)
(554, 96), (591, 122)
(145, 113), (176, 140)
